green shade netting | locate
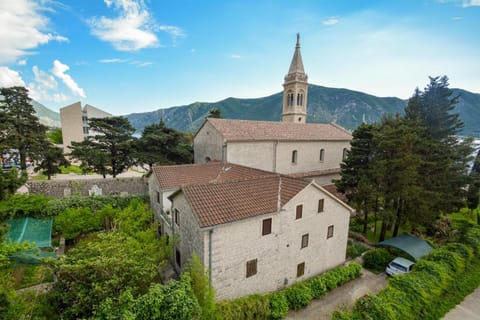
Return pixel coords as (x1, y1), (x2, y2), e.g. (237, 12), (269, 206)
(6, 217), (53, 248)
(377, 234), (433, 261)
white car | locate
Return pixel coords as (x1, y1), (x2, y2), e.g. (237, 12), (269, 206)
(386, 257), (415, 276)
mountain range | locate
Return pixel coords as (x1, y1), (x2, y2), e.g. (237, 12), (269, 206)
(125, 84), (480, 137)
(32, 100), (61, 128)
(33, 84), (480, 137)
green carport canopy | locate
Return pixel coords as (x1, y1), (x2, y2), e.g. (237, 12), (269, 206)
(377, 234), (433, 261)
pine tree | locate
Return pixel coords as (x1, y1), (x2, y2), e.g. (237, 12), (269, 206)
(0, 86), (48, 171)
(135, 119), (193, 172)
(34, 144), (69, 180)
(69, 116), (136, 178)
(335, 123), (378, 235)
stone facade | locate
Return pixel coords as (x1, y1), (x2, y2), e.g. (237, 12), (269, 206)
(170, 182), (351, 300)
(27, 177), (147, 198)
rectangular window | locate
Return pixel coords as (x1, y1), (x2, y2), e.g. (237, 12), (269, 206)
(296, 205), (303, 220)
(174, 209), (179, 226)
(327, 225), (334, 239)
(156, 191), (160, 203)
(318, 199), (324, 213)
(301, 234), (309, 249)
(262, 218), (272, 236)
(246, 259), (257, 278)
(82, 127), (89, 134)
(175, 249), (181, 267)
(297, 262), (305, 277)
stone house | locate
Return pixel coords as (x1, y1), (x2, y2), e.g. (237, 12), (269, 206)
(148, 162), (277, 235)
(167, 174), (353, 300)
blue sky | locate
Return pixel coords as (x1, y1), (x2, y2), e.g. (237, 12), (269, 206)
(0, 0), (479, 116)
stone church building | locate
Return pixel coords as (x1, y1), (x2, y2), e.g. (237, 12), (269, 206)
(149, 35), (353, 300)
(194, 34), (352, 185)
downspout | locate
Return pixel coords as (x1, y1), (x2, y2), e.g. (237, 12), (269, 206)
(209, 229), (214, 286)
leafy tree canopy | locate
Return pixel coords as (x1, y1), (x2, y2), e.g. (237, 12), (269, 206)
(69, 116), (136, 178)
(135, 119), (193, 171)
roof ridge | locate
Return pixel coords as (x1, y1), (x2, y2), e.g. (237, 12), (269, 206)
(184, 173), (281, 189)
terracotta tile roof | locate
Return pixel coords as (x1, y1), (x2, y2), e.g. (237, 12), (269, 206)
(287, 168), (341, 179)
(205, 118), (352, 142)
(182, 176), (309, 227)
(152, 162), (276, 190)
(321, 184), (347, 202)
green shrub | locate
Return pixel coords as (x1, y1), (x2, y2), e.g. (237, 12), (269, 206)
(46, 195), (149, 217)
(284, 283), (312, 310)
(268, 292), (289, 320)
(424, 248), (465, 274)
(306, 277), (326, 299)
(215, 294), (270, 320)
(346, 240), (369, 259)
(0, 194), (53, 218)
(363, 248), (393, 272)
(54, 207), (102, 239)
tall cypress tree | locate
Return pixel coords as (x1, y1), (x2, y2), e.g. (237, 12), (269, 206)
(335, 123), (378, 234)
(405, 76), (473, 215)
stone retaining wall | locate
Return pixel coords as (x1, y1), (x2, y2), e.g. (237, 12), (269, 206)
(27, 177), (148, 198)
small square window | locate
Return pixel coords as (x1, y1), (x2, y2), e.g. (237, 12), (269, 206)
(327, 225), (334, 239)
(301, 234), (309, 249)
(297, 262), (305, 277)
(296, 205), (303, 220)
(246, 259), (257, 278)
(262, 218), (272, 236)
(318, 199), (324, 213)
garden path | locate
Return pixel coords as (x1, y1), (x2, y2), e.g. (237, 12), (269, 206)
(285, 267), (387, 320)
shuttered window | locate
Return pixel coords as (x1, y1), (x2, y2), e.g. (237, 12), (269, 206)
(297, 262), (305, 277)
(262, 218), (272, 236)
(296, 205), (303, 219)
(327, 225), (334, 238)
(301, 234), (309, 249)
(246, 259), (257, 278)
(318, 199), (324, 213)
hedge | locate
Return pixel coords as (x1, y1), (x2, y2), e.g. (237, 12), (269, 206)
(332, 224), (480, 320)
(214, 262), (362, 320)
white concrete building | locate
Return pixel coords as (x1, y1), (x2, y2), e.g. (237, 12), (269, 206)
(166, 173), (353, 300)
(60, 102), (112, 154)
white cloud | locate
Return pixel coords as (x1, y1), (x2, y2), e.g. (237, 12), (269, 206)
(89, 0), (159, 51)
(157, 25), (185, 38)
(17, 59), (27, 66)
(89, 0), (184, 51)
(0, 0), (68, 64)
(322, 17), (339, 26)
(229, 54), (243, 59)
(99, 58), (129, 63)
(0, 66), (26, 87)
(51, 60), (86, 98)
(451, 16), (464, 20)
(130, 60), (152, 67)
(462, 0), (480, 7)
(28, 65), (72, 103)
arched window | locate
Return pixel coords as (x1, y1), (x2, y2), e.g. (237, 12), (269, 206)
(319, 149), (325, 162)
(297, 93), (303, 106)
(287, 92), (294, 107)
(342, 148), (349, 161)
(292, 150), (298, 164)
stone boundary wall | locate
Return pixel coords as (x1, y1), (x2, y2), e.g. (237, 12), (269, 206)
(27, 177), (148, 198)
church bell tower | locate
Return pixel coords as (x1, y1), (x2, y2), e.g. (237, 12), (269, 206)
(282, 33), (308, 123)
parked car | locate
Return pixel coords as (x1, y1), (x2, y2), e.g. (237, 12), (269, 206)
(386, 257), (415, 276)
